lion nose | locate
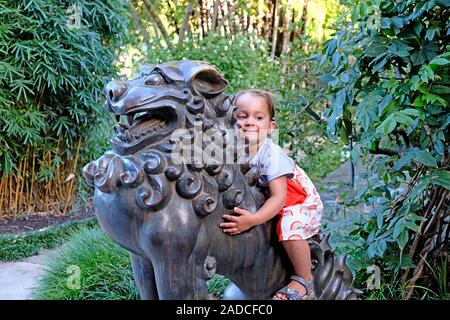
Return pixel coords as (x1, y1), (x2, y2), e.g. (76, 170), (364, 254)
(105, 81), (127, 102)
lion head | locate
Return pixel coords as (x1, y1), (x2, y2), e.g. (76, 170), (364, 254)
(84, 61), (265, 222)
(103, 60), (232, 155)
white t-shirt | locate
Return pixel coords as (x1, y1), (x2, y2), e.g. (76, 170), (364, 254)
(249, 138), (294, 187)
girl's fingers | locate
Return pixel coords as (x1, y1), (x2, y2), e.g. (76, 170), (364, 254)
(223, 214), (237, 221)
(233, 207), (246, 214)
(219, 222), (236, 228)
(222, 228), (238, 234)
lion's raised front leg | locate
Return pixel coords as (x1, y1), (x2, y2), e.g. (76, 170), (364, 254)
(130, 253), (159, 300)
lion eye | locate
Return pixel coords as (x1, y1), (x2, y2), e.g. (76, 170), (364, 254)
(144, 73), (164, 86)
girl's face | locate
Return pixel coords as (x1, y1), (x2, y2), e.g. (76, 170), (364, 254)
(234, 93), (276, 145)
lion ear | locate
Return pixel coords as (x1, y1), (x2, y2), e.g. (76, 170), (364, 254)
(188, 66), (228, 98)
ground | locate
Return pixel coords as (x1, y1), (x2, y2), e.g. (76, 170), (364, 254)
(0, 205), (94, 235)
(0, 161), (364, 300)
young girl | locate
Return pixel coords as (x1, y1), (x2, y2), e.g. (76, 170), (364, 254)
(219, 89), (323, 300)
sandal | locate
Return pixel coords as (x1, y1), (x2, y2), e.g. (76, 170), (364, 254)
(272, 275), (314, 300)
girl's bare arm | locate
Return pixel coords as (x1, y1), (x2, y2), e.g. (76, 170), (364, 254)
(220, 175), (287, 234)
(252, 175), (287, 225)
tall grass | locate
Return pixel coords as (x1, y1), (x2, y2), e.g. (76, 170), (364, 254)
(0, 218), (98, 262)
(32, 227), (139, 300)
(33, 226), (233, 300)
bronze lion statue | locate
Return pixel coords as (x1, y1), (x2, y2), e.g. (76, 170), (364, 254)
(83, 60), (362, 300)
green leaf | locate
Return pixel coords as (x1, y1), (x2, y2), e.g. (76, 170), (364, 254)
(407, 214), (426, 223)
(393, 219), (405, 239)
(367, 242), (377, 258)
(376, 114), (397, 135)
(397, 230), (409, 249)
(377, 211), (384, 229)
(405, 220), (421, 233)
(378, 94), (392, 115)
(425, 28), (436, 41)
(339, 126), (349, 144)
(393, 151), (415, 171)
(351, 5), (360, 21)
(413, 23), (423, 36)
(380, 18), (391, 29)
(399, 254), (416, 269)
(357, 100), (377, 131)
(431, 170), (450, 190)
(326, 39), (337, 56)
(400, 109), (420, 117)
(431, 85), (450, 94)
(395, 113), (415, 126)
(413, 150), (438, 168)
(391, 17), (404, 29)
(331, 52), (341, 67)
(408, 176), (431, 201)
(372, 56), (388, 73)
(410, 75), (421, 90)
(429, 57), (450, 65)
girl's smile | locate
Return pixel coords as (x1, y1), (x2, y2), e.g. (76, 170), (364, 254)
(234, 93), (276, 146)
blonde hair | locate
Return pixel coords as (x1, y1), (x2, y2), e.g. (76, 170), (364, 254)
(233, 89), (276, 120)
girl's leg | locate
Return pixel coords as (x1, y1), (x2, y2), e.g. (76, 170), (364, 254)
(276, 239), (312, 299)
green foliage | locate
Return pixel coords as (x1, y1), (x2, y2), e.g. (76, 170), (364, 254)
(275, 37), (351, 179)
(207, 274), (231, 299)
(0, 0), (130, 175)
(33, 226), (231, 300)
(143, 33), (279, 92)
(142, 33), (346, 179)
(320, 0), (450, 298)
(32, 226), (139, 300)
(0, 217), (98, 261)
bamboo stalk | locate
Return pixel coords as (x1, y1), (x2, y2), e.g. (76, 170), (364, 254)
(44, 152), (50, 211)
(55, 138), (64, 201)
(28, 152), (36, 213)
(63, 138), (82, 214)
(270, 0), (279, 60)
(18, 155), (28, 214)
(0, 177), (5, 215)
(14, 160), (22, 214)
(9, 175), (13, 215)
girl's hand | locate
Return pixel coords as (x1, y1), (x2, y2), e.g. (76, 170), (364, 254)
(219, 207), (258, 235)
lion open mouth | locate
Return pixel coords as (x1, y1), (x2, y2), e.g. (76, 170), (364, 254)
(111, 107), (178, 148)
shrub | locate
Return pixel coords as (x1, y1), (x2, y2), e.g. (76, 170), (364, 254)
(32, 226), (139, 300)
(0, 0), (130, 216)
(320, 0), (450, 299)
(143, 33), (279, 92)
